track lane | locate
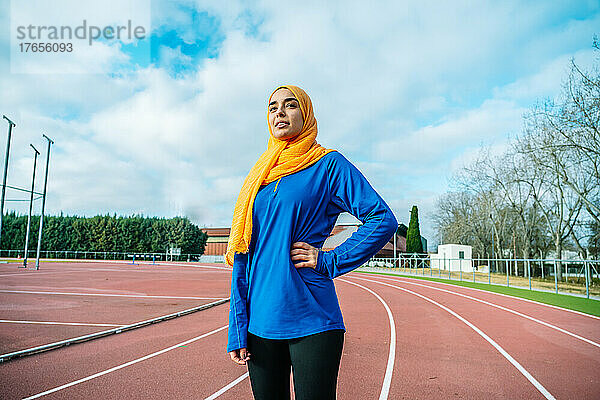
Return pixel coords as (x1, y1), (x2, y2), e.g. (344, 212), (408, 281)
(343, 275), (552, 399)
(12, 268), (396, 400)
(336, 279), (395, 399)
(355, 273), (600, 342)
(0, 265), (230, 300)
(353, 275), (600, 399)
(5, 264), (592, 399)
(0, 263), (232, 355)
(22, 325), (229, 400)
(0, 302), (230, 399)
(201, 275), (396, 399)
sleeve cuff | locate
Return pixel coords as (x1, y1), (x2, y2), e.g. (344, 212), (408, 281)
(315, 250), (331, 278)
(226, 338), (247, 353)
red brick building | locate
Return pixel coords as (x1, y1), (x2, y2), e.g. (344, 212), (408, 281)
(202, 223), (412, 258)
(201, 227), (230, 256)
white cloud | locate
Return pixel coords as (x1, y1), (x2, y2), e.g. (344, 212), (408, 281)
(375, 99), (526, 170)
(493, 48), (598, 103)
(9, 0), (151, 74)
(1, 0), (598, 240)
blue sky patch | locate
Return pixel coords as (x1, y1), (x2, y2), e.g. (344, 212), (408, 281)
(150, 5), (224, 76)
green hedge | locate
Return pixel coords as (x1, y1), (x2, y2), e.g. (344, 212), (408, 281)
(0, 212), (207, 254)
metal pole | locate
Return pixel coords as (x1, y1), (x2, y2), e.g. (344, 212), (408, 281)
(393, 232), (396, 268)
(553, 260), (558, 294)
(506, 259), (509, 287)
(0, 115), (16, 248)
(22, 144), (40, 268)
(35, 134), (53, 270)
(473, 258), (475, 283)
(490, 214), (495, 273)
(584, 260), (589, 299)
(513, 231), (516, 277)
(488, 257), (491, 285)
(527, 259), (531, 290)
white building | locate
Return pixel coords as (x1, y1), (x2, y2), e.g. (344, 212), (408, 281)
(431, 244), (475, 272)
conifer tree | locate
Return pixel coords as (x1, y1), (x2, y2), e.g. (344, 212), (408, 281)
(406, 205), (424, 253)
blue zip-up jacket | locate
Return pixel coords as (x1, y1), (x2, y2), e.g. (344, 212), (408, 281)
(227, 151), (397, 353)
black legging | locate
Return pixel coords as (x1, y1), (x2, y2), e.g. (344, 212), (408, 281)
(247, 329), (345, 400)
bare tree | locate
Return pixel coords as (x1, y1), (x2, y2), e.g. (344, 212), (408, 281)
(434, 41), (598, 273)
(431, 191), (494, 257)
(459, 147), (548, 261)
(515, 116), (583, 279)
(530, 58), (599, 225)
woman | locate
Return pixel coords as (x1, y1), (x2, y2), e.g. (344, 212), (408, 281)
(226, 85), (397, 400)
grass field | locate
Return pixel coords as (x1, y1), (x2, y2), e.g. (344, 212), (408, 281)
(366, 265), (600, 296)
(359, 270), (600, 317)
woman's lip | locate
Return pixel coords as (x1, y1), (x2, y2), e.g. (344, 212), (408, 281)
(276, 122), (289, 128)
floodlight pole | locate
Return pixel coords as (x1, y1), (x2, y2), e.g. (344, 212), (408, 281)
(22, 144), (40, 268)
(0, 115), (16, 251)
(35, 135), (54, 270)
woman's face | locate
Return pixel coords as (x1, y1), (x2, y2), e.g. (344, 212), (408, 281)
(268, 88), (304, 140)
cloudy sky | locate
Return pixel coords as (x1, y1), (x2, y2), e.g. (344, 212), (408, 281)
(1, 0), (598, 249)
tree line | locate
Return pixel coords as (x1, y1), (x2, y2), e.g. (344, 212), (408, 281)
(432, 40), (599, 279)
(0, 212), (207, 254)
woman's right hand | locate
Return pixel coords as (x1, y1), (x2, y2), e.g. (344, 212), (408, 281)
(229, 348), (251, 365)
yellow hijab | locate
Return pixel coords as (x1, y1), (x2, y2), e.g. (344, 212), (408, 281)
(225, 85), (334, 266)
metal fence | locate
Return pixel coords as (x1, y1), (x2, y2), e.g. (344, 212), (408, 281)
(3, 249), (598, 299)
(0, 249), (207, 263)
(361, 255), (600, 299)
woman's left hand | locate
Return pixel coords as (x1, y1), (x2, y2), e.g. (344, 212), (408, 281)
(290, 242), (319, 269)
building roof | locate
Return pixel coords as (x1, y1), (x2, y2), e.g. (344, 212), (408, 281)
(201, 227), (231, 237)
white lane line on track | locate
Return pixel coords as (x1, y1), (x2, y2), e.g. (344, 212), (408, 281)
(204, 372), (250, 400)
(0, 289), (225, 300)
(0, 264), (230, 277)
(0, 320), (125, 327)
(22, 325), (228, 400)
(355, 271), (600, 320)
(339, 279), (396, 400)
(204, 278), (397, 400)
(0, 272), (63, 277)
(361, 275), (600, 349)
(349, 277), (556, 400)
(158, 263), (231, 271)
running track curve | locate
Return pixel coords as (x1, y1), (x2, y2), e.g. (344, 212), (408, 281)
(0, 265), (598, 399)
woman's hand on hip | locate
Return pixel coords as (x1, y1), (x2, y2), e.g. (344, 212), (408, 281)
(229, 348), (251, 365)
(291, 242), (319, 269)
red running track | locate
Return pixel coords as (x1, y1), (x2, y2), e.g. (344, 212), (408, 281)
(0, 262), (229, 354)
(0, 264), (598, 399)
(344, 272), (600, 399)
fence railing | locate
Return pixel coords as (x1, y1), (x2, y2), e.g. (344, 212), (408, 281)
(361, 255), (600, 299)
(0, 249), (210, 263)
(3, 250), (598, 299)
